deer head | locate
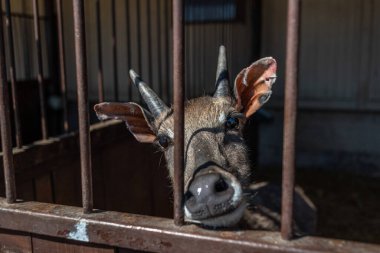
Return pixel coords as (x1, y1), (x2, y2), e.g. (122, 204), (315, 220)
(94, 46), (276, 228)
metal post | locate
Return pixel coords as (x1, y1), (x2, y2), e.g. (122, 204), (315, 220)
(96, 0), (104, 103)
(164, 0), (170, 102)
(0, 3), (16, 203)
(156, 0), (163, 98)
(147, 0), (153, 84)
(172, 0), (184, 226)
(125, 0), (132, 101)
(281, 0), (301, 240)
(56, 0), (69, 133)
(33, 0), (48, 140)
(73, 0), (93, 214)
(5, 0), (22, 148)
(111, 0), (119, 101)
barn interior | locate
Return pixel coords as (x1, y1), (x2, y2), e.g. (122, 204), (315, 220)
(0, 0), (379, 250)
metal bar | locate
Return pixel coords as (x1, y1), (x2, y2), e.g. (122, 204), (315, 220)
(156, 0), (163, 98)
(56, 0), (69, 133)
(172, 0), (184, 226)
(72, 0), (93, 214)
(146, 0), (153, 84)
(125, 0), (132, 101)
(281, 0), (301, 240)
(136, 0), (142, 75)
(96, 0), (104, 103)
(33, 0), (48, 140)
(111, 0), (119, 101)
(164, 0), (170, 102)
(4, 0), (22, 148)
(1, 199), (379, 253)
(0, 3), (16, 203)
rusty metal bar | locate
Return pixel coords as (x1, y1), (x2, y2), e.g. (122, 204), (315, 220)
(164, 0), (170, 102)
(281, 0), (301, 240)
(1, 199), (380, 253)
(4, 0), (22, 148)
(73, 0), (93, 214)
(147, 0), (153, 84)
(33, 0), (48, 140)
(95, 0), (104, 103)
(125, 0), (132, 101)
(172, 0), (184, 226)
(0, 4), (16, 203)
(156, 0), (163, 98)
(111, 0), (119, 101)
(136, 0), (142, 75)
(56, 0), (69, 133)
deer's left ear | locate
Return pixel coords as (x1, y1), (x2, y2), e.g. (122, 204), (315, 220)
(234, 57), (277, 118)
(94, 102), (156, 143)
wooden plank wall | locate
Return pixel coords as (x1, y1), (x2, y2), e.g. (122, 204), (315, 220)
(261, 0), (380, 110)
(0, 121), (172, 217)
(0, 229), (143, 253)
(0, 122), (169, 251)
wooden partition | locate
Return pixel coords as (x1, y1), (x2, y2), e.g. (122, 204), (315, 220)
(0, 120), (172, 218)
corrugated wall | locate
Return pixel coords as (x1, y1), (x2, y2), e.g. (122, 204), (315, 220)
(259, 0), (380, 173)
(261, 0), (380, 111)
(62, 0), (256, 103)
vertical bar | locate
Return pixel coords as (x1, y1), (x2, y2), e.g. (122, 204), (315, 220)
(96, 0), (104, 102)
(0, 3), (16, 203)
(56, 0), (69, 133)
(172, 0), (184, 226)
(111, 0), (119, 101)
(5, 0), (22, 148)
(156, 0), (163, 98)
(146, 0), (153, 84)
(281, 0), (301, 240)
(73, 0), (93, 214)
(33, 0), (48, 140)
(136, 0), (142, 74)
(125, 0), (132, 101)
(164, 0), (170, 102)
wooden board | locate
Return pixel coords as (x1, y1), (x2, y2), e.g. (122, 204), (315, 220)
(32, 237), (114, 253)
(0, 229), (32, 253)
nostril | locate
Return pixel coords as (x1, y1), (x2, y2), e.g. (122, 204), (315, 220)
(184, 191), (194, 202)
(214, 178), (229, 193)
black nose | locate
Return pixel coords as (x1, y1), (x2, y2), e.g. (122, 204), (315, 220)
(184, 172), (235, 220)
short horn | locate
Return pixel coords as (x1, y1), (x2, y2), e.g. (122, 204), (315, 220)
(213, 45), (231, 98)
(129, 69), (169, 118)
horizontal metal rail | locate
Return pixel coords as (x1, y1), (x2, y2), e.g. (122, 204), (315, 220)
(0, 198), (378, 253)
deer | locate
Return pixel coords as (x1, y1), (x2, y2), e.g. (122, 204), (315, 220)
(94, 46), (316, 235)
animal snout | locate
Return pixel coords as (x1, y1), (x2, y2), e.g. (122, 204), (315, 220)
(184, 168), (239, 220)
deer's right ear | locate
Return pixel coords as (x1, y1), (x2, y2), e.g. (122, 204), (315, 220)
(234, 57), (277, 118)
(94, 102), (156, 143)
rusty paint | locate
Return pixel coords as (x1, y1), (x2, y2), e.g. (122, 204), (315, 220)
(282, 0), (301, 240)
(96, 0), (105, 103)
(173, 0), (185, 226)
(0, 3), (16, 203)
(72, 0), (93, 214)
(0, 199), (379, 253)
(33, 0), (48, 139)
(56, 0), (69, 132)
(4, 0), (22, 148)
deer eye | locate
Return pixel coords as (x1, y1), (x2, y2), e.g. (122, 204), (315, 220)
(157, 135), (171, 148)
(225, 116), (239, 130)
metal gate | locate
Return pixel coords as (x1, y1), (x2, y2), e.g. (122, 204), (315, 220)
(0, 0), (379, 252)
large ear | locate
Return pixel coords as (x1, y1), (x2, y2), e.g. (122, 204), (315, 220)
(234, 57), (277, 118)
(94, 102), (156, 143)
